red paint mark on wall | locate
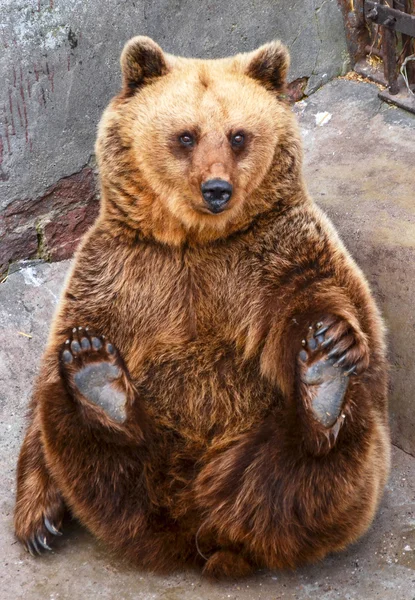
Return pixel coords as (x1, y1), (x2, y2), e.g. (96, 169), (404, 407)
(19, 85), (29, 144)
(22, 103), (29, 144)
(3, 113), (11, 153)
(34, 63), (40, 82)
(12, 66), (16, 88)
(8, 90), (16, 135)
(16, 96), (23, 128)
(50, 0), (54, 8)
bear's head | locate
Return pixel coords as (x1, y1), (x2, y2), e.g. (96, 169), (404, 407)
(96, 37), (303, 245)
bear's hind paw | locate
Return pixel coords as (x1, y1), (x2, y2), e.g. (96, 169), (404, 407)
(297, 318), (355, 446)
(60, 327), (130, 424)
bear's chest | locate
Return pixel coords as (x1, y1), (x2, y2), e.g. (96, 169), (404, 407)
(113, 246), (257, 363)
(108, 247), (274, 438)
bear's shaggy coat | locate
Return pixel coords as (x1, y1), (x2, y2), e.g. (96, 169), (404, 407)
(14, 37), (390, 578)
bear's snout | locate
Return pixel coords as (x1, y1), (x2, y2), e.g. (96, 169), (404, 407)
(200, 178), (233, 213)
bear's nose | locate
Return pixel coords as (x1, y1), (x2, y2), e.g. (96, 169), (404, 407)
(201, 179), (233, 213)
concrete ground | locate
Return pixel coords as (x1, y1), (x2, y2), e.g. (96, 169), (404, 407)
(1, 79), (415, 599)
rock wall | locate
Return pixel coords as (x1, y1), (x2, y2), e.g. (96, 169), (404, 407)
(0, 0), (349, 273)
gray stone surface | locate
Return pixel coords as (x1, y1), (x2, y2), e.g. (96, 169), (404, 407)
(0, 0), (348, 207)
(296, 78), (415, 457)
(0, 260), (415, 599)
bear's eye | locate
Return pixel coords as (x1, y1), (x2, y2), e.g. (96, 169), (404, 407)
(231, 132), (245, 147)
(179, 133), (195, 147)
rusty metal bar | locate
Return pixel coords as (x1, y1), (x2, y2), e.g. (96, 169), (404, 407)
(354, 0), (367, 27)
(378, 0), (415, 115)
(382, 25), (400, 94)
(365, 44), (384, 57)
(379, 85), (415, 111)
(401, 0), (415, 85)
(365, 0), (415, 36)
(337, 0), (370, 65)
(365, 1), (400, 94)
(350, 0), (415, 111)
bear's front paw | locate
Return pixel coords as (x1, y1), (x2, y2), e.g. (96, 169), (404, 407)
(60, 327), (130, 424)
(15, 491), (65, 556)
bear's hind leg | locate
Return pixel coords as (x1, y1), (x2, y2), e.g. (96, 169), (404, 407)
(194, 407), (388, 575)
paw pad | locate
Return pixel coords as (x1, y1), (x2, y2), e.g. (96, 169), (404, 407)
(60, 327), (128, 423)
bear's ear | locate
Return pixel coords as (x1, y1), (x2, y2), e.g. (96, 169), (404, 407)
(120, 36), (171, 93)
(242, 41), (290, 94)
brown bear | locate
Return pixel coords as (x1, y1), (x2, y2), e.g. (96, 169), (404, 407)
(14, 36), (390, 579)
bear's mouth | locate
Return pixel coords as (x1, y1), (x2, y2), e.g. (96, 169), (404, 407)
(206, 198), (229, 214)
(195, 202), (230, 216)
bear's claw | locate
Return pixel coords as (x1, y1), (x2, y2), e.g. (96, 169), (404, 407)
(302, 315), (370, 376)
(26, 533), (51, 556)
(44, 516), (62, 537)
(22, 515), (63, 557)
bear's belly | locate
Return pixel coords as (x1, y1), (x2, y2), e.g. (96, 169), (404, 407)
(131, 341), (280, 442)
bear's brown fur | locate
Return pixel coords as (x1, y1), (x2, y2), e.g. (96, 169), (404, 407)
(14, 37), (390, 578)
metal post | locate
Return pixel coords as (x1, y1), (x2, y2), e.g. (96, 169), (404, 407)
(382, 0), (400, 94)
(402, 0), (415, 85)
